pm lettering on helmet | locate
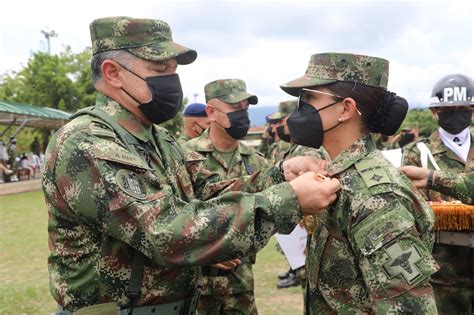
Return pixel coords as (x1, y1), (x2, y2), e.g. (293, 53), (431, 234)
(443, 86), (467, 102)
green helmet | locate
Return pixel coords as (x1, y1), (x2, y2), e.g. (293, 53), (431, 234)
(280, 52), (389, 96)
(90, 16), (197, 65)
(429, 74), (474, 108)
(267, 100), (297, 120)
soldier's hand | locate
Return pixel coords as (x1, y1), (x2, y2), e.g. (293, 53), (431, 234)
(211, 258), (241, 270)
(400, 166), (429, 188)
(283, 156), (328, 181)
(289, 172), (340, 215)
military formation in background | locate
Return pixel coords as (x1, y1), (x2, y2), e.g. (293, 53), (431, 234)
(34, 15), (472, 315)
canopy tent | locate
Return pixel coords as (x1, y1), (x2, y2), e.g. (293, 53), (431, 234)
(0, 100), (71, 130)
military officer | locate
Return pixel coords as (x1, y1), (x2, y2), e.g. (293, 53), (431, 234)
(177, 102), (210, 145)
(42, 16), (340, 314)
(267, 100), (296, 164)
(280, 52), (439, 314)
(184, 78), (265, 315)
(402, 73), (473, 314)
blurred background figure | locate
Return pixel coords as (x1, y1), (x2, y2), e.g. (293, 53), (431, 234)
(402, 73), (473, 315)
(178, 102), (210, 145)
(6, 137), (19, 182)
(30, 136), (42, 156)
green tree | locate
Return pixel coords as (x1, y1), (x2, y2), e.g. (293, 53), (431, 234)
(0, 47), (96, 149)
(399, 108), (438, 137)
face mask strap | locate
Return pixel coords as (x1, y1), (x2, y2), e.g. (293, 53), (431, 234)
(115, 61), (145, 81)
(193, 123), (206, 134)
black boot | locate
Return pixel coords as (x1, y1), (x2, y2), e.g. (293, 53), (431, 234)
(277, 270), (301, 288)
(277, 268), (292, 280)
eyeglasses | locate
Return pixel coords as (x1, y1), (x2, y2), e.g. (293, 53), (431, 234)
(300, 88), (362, 116)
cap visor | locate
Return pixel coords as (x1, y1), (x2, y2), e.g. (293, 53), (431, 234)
(130, 41), (197, 65)
(267, 112), (284, 120)
(221, 92), (258, 105)
(280, 76), (336, 96)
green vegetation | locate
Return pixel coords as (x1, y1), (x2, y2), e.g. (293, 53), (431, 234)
(0, 190), (303, 314)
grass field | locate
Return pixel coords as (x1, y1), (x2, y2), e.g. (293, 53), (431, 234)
(0, 190), (303, 314)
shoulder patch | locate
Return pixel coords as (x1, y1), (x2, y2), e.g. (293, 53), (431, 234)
(116, 169), (147, 199)
(89, 121), (117, 139)
(355, 157), (391, 188)
(94, 138), (151, 170)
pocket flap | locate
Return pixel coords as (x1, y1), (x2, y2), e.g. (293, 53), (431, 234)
(352, 201), (414, 256)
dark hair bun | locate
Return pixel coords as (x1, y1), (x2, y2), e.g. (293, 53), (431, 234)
(367, 91), (408, 135)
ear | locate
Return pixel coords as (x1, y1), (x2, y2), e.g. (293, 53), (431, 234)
(205, 105), (216, 121)
(101, 60), (124, 88)
(339, 97), (358, 122)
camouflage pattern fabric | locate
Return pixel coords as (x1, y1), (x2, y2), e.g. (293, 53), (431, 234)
(403, 130), (474, 202)
(431, 171), (473, 205)
(184, 129), (272, 314)
(6, 144), (17, 173)
(90, 16), (197, 65)
(283, 144), (329, 161)
(267, 100), (297, 121)
(257, 135), (273, 160)
(304, 135), (439, 314)
(176, 134), (190, 146)
(402, 129), (474, 315)
(42, 93), (302, 311)
(204, 79), (258, 105)
(197, 291), (257, 315)
(270, 141), (292, 165)
(280, 53), (389, 96)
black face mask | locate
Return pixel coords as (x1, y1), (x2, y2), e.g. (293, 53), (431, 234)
(276, 125), (291, 143)
(215, 108), (250, 139)
(267, 128), (276, 144)
(120, 65), (183, 124)
(399, 133), (415, 147)
(438, 109), (472, 134)
(287, 98), (341, 149)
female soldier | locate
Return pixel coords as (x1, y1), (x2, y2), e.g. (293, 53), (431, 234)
(280, 53), (439, 314)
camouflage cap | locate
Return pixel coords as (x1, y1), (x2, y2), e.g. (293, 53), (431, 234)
(204, 79), (258, 105)
(280, 53), (389, 96)
(267, 100), (297, 120)
(90, 16), (197, 65)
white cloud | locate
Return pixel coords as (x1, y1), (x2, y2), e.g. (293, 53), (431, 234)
(0, 0), (472, 109)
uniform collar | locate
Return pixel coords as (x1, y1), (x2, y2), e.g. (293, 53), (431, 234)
(430, 129), (474, 164)
(193, 128), (253, 156)
(327, 134), (375, 176)
(95, 93), (152, 143)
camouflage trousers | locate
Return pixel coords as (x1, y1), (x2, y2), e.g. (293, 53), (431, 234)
(197, 291), (257, 315)
(431, 244), (474, 315)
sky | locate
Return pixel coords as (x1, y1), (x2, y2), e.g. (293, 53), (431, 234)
(0, 0), (473, 109)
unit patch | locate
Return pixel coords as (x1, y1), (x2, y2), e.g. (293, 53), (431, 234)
(383, 242), (421, 284)
(116, 169), (147, 199)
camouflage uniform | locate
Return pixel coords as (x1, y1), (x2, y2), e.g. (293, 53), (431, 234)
(42, 17), (302, 312)
(304, 135), (438, 314)
(266, 100), (297, 164)
(256, 124), (274, 160)
(431, 171), (473, 205)
(280, 53), (438, 314)
(185, 129), (268, 315)
(177, 133), (191, 146)
(403, 130), (474, 315)
(7, 141), (17, 175)
(270, 141), (292, 165)
(184, 78), (268, 315)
